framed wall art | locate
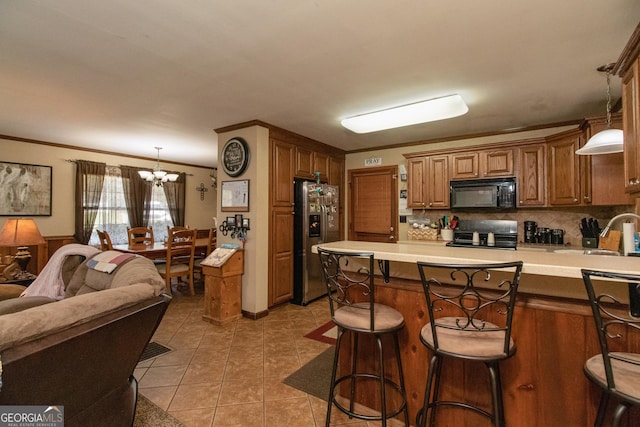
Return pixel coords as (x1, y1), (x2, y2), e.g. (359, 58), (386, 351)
(0, 161), (52, 216)
(221, 179), (249, 212)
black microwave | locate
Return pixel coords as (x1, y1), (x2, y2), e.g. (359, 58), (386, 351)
(450, 177), (517, 210)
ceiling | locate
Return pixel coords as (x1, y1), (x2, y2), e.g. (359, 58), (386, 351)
(1, 1), (638, 168)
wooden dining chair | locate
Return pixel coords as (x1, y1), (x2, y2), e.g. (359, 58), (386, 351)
(156, 227), (197, 295)
(97, 230), (113, 251)
(193, 227), (217, 282)
(127, 226), (154, 246)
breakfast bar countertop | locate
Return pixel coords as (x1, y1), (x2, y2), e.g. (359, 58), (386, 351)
(313, 240), (640, 279)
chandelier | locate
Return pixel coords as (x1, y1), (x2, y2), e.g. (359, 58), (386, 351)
(138, 147), (179, 186)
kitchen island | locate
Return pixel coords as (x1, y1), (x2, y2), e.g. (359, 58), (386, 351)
(313, 240), (640, 426)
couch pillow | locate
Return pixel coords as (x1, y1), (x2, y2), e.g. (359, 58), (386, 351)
(66, 253), (164, 296)
(0, 296), (55, 315)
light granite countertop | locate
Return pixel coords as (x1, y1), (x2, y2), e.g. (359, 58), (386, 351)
(313, 240), (640, 279)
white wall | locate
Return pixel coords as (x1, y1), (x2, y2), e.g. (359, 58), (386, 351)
(0, 138), (217, 236)
(215, 126), (270, 315)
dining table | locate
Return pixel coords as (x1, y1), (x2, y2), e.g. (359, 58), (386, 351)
(112, 238), (210, 260)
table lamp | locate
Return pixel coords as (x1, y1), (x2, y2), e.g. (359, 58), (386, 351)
(0, 218), (46, 279)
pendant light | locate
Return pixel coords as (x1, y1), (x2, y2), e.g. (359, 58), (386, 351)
(576, 64), (624, 155)
(138, 147), (179, 186)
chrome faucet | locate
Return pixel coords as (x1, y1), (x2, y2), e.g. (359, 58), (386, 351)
(599, 213), (640, 238)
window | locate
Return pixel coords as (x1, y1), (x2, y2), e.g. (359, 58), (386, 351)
(88, 166), (173, 246)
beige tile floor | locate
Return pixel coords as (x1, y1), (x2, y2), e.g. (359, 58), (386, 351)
(134, 287), (405, 427)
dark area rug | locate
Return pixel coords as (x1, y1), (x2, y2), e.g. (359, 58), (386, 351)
(283, 347), (335, 400)
(134, 394), (186, 427)
(139, 341), (172, 362)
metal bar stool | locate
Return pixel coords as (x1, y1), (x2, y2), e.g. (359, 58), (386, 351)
(581, 269), (640, 427)
(318, 248), (409, 427)
(415, 261), (523, 427)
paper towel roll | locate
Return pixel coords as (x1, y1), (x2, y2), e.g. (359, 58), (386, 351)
(623, 222), (636, 255)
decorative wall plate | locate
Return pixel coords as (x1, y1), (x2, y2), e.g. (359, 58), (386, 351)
(221, 137), (250, 177)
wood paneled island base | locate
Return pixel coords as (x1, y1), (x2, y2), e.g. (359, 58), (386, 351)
(345, 275), (640, 427)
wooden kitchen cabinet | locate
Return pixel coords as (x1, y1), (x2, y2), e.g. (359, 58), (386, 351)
(271, 138), (295, 207)
(517, 143), (546, 207)
(268, 127), (345, 308)
(547, 129), (583, 205)
(294, 145), (314, 179)
(450, 149), (513, 180)
(427, 156), (450, 208)
(407, 157), (427, 208)
(621, 56), (640, 193)
(269, 207), (294, 306)
(294, 145), (331, 182)
(406, 155), (449, 209)
(313, 151), (330, 182)
(450, 152), (478, 179)
(328, 155), (343, 186)
(482, 148), (514, 177)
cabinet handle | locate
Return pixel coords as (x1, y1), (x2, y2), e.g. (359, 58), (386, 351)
(519, 200), (523, 204)
(429, 202), (433, 207)
(573, 199), (578, 202)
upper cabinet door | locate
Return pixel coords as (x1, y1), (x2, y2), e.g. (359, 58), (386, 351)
(313, 152), (330, 182)
(294, 146), (314, 179)
(517, 144), (546, 207)
(547, 131), (582, 205)
(622, 57), (640, 193)
(482, 149), (514, 177)
(407, 157), (427, 208)
(406, 155), (450, 209)
(427, 155), (450, 208)
(270, 138), (295, 207)
(451, 152), (479, 179)
(328, 156), (344, 186)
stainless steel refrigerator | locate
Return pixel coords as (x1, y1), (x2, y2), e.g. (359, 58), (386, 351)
(292, 179), (340, 305)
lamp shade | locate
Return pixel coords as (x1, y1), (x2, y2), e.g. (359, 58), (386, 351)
(0, 218), (46, 246)
(575, 128), (624, 155)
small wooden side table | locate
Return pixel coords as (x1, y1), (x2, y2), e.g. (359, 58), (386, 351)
(201, 250), (244, 325)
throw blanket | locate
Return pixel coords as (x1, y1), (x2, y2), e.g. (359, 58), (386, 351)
(20, 244), (100, 300)
(86, 251), (136, 274)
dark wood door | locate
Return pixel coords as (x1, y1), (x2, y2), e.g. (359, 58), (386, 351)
(348, 166), (398, 243)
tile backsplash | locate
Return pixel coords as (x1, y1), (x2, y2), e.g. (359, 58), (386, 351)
(406, 205), (632, 247)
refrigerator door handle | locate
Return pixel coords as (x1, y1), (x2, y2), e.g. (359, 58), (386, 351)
(320, 204), (327, 243)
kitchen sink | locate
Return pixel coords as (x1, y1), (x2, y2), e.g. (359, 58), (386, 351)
(552, 248), (621, 256)
(584, 249), (621, 256)
(552, 249), (585, 255)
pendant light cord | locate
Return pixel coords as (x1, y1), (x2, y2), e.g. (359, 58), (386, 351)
(605, 69), (612, 129)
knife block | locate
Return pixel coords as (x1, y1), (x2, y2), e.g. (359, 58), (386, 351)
(598, 230), (621, 252)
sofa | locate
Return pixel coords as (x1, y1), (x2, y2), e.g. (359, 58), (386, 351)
(0, 244), (171, 427)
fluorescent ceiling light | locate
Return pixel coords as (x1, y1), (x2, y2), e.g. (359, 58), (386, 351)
(341, 94), (468, 134)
